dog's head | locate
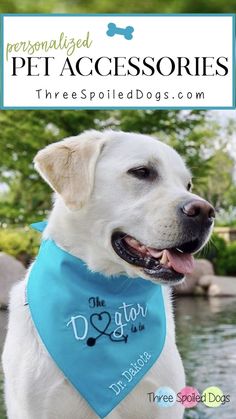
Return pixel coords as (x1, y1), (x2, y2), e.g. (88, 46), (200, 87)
(34, 130), (215, 285)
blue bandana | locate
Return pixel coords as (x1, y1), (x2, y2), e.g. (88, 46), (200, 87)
(27, 222), (166, 418)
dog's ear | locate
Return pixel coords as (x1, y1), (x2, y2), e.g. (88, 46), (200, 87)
(34, 131), (105, 210)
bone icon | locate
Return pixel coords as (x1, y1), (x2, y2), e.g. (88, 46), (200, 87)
(106, 23), (134, 40)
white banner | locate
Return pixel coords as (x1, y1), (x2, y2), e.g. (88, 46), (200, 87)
(2, 14), (235, 109)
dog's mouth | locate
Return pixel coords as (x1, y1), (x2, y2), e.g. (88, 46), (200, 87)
(111, 231), (199, 283)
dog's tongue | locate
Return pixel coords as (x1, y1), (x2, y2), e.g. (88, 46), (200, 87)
(165, 249), (194, 275)
(124, 236), (195, 275)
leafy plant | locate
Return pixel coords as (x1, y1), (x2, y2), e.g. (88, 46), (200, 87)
(202, 233), (236, 276)
(1, 110), (235, 226)
(0, 228), (40, 266)
(216, 242), (236, 276)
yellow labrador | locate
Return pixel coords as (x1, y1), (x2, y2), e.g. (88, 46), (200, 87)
(2, 130), (214, 419)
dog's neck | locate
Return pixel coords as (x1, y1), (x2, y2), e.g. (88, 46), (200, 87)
(42, 196), (127, 276)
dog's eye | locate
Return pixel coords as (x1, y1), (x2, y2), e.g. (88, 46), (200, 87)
(127, 166), (157, 181)
(187, 181), (192, 191)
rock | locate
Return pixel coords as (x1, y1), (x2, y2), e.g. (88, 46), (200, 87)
(198, 275), (213, 288)
(192, 259), (214, 278)
(175, 259), (214, 295)
(208, 284), (221, 297)
(0, 252), (26, 308)
(207, 276), (236, 297)
(194, 285), (205, 295)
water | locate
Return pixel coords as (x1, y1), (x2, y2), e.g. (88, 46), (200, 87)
(0, 297), (235, 419)
(175, 296), (236, 419)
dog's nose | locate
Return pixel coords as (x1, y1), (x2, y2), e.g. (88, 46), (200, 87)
(181, 199), (215, 224)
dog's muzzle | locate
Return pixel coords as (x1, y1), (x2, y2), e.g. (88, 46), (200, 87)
(111, 199), (215, 284)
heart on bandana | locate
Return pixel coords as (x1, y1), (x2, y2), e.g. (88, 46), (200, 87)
(87, 312), (112, 347)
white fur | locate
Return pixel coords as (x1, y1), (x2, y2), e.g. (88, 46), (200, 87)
(2, 130), (207, 419)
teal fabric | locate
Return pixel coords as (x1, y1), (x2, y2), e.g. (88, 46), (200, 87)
(27, 222), (166, 418)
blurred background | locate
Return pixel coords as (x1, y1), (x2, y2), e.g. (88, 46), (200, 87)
(0, 1), (236, 419)
(1, 0), (236, 14)
(1, 110), (236, 272)
(1, 110), (236, 419)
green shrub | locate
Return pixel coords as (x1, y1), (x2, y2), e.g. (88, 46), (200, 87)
(216, 242), (236, 276)
(202, 233), (236, 276)
(197, 233), (226, 273)
(0, 228), (40, 266)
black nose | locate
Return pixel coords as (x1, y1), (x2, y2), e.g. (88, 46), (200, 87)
(181, 199), (215, 224)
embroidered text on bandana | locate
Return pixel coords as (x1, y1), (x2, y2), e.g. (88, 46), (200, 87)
(27, 222), (166, 418)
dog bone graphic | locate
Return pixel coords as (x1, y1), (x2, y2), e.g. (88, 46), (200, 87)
(106, 22), (134, 40)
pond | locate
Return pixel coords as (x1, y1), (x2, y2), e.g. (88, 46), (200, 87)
(0, 296), (235, 419)
(175, 296), (236, 419)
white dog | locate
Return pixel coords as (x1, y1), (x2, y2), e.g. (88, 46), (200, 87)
(2, 130), (214, 419)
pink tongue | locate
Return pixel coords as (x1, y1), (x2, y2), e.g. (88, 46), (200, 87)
(165, 249), (195, 275)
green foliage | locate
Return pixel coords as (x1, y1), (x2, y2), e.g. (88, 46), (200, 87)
(201, 233), (227, 273)
(196, 150), (236, 209)
(214, 242), (236, 276)
(0, 228), (39, 266)
(203, 233), (236, 276)
(0, 110), (107, 224)
(0, 109), (235, 226)
(1, 0), (236, 13)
